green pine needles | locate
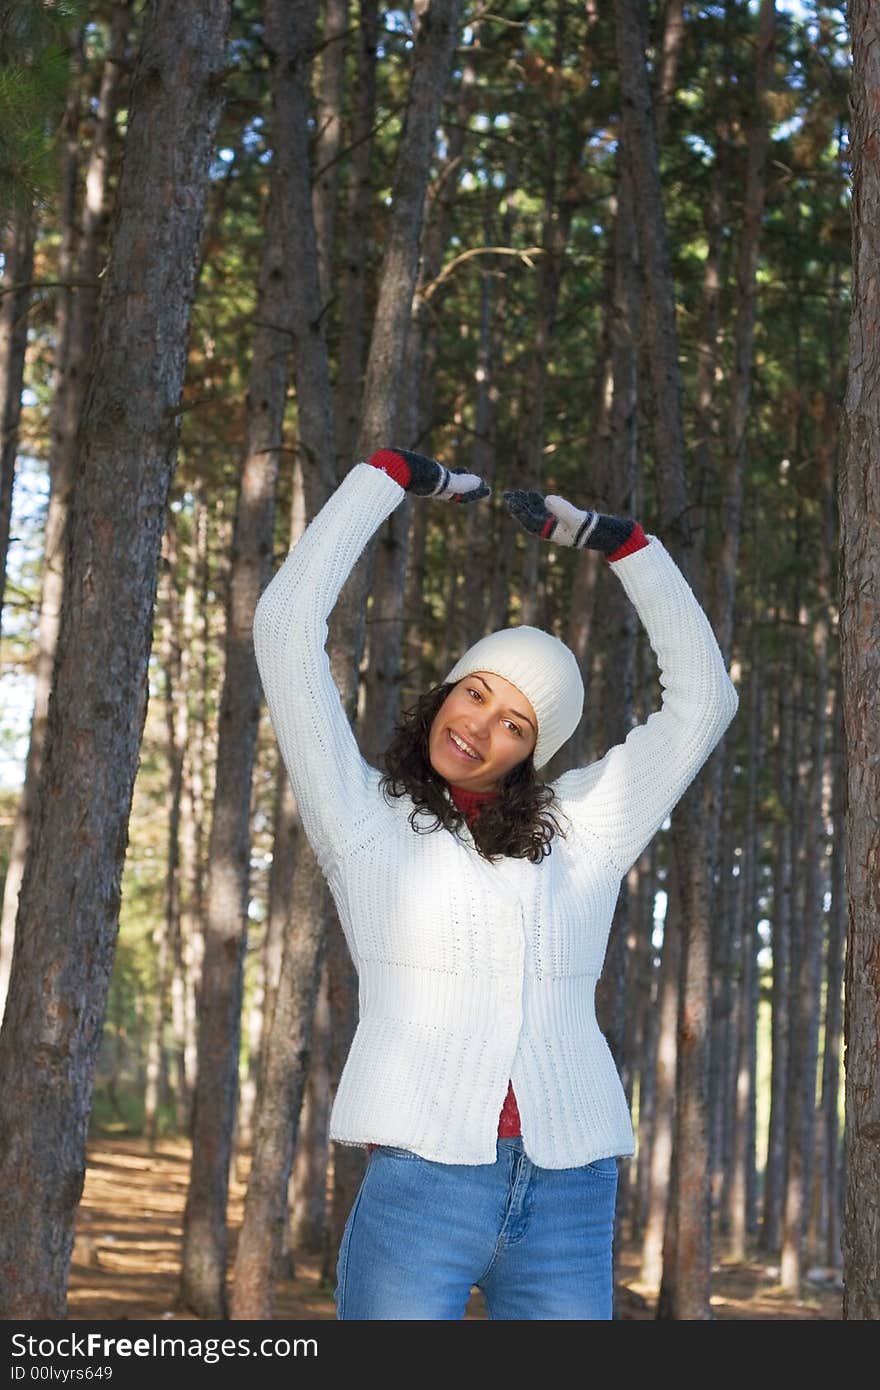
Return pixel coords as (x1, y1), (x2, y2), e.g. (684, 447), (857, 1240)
(0, 1), (83, 227)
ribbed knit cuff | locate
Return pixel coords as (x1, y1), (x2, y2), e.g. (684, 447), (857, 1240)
(606, 521), (648, 562)
(367, 449), (411, 489)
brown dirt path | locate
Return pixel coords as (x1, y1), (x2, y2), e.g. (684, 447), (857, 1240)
(67, 1136), (842, 1320)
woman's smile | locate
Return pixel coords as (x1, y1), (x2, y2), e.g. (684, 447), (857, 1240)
(447, 728), (483, 761)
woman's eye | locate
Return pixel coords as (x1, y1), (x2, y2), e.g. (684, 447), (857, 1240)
(505, 721), (522, 736)
(467, 688), (481, 700)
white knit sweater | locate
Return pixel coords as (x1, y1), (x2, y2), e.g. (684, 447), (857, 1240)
(252, 462), (739, 1168)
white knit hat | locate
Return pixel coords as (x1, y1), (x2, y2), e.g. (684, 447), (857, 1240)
(443, 625), (584, 771)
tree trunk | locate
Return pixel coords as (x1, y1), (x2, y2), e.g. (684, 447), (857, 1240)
(333, 0), (378, 469)
(711, 0), (776, 1264)
(167, 500), (200, 1131)
(462, 203), (502, 649)
(615, 0), (719, 1318)
(628, 838), (659, 1243)
(175, 491), (211, 1126)
(0, 0), (230, 1319)
(715, 0), (776, 658)
(355, 0), (462, 457)
(728, 607), (763, 1260)
(0, 25), (84, 636)
(760, 617), (795, 1254)
(822, 669), (845, 1271)
(0, 214), (35, 1012)
(561, 152), (640, 776)
(257, 472), (307, 1105)
(231, 0), (463, 1320)
(781, 458), (831, 1296)
(613, 0), (689, 554)
(588, 111), (642, 1320)
(326, 30), (379, 1174)
(840, 0), (880, 1317)
(0, 215), (35, 638)
(235, 940), (265, 1155)
(145, 518), (185, 1144)
(653, 0), (685, 146)
(711, 746), (740, 1227)
(178, 0), (301, 1318)
(314, 913), (357, 1286)
(289, 955), (332, 1255)
(0, 8), (128, 1021)
(312, 0), (347, 304)
(480, 163), (521, 642)
(254, 486), (307, 1271)
(226, 0), (338, 1322)
(515, 0), (586, 627)
(811, 257), (846, 1278)
(640, 848), (681, 1290)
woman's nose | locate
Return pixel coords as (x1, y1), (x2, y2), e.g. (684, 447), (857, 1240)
(464, 711), (491, 741)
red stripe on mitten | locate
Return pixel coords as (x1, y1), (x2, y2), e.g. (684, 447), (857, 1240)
(367, 449), (412, 489)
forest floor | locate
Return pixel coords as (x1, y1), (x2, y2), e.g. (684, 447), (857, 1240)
(66, 1134), (843, 1322)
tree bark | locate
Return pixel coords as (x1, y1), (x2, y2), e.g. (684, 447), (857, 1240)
(515, 1), (594, 628)
(781, 443), (831, 1295)
(0, 213), (35, 1012)
(0, 0), (230, 1319)
(640, 849), (681, 1290)
(821, 669), (845, 1270)
(144, 518), (185, 1144)
(256, 473), (307, 1109)
(613, 0), (689, 555)
(710, 0), (776, 1264)
(728, 604), (763, 1260)
(840, 0), (880, 1319)
(289, 955), (332, 1256)
(615, 0), (717, 1318)
(0, 6), (129, 1021)
(226, 0), (337, 1322)
(760, 614), (796, 1254)
(178, 0), (302, 1318)
(312, 0), (348, 304)
(653, 0), (685, 146)
(628, 838), (659, 1242)
(0, 215), (35, 640)
(166, 502), (196, 1131)
(333, 0), (378, 469)
(355, 0), (462, 457)
(175, 491), (211, 1125)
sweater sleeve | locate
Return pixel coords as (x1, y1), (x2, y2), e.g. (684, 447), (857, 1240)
(550, 535), (739, 878)
(252, 461), (406, 866)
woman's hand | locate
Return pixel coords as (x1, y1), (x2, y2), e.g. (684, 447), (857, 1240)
(368, 448), (490, 503)
(502, 489), (641, 557)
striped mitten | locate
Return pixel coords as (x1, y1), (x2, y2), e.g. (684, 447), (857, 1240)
(502, 489), (647, 560)
(368, 448), (490, 503)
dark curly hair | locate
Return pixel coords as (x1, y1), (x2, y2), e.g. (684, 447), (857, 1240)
(378, 682), (567, 864)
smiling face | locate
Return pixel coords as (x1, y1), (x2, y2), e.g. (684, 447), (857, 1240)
(427, 671), (538, 793)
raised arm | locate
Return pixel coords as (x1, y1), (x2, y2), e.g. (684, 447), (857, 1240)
(503, 489), (739, 877)
(253, 451), (490, 868)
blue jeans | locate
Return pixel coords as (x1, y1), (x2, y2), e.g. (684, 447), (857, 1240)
(334, 1135), (619, 1320)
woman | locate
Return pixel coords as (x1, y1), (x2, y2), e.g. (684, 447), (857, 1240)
(252, 446), (739, 1320)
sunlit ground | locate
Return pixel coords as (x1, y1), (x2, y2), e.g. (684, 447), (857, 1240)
(66, 1136), (842, 1321)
